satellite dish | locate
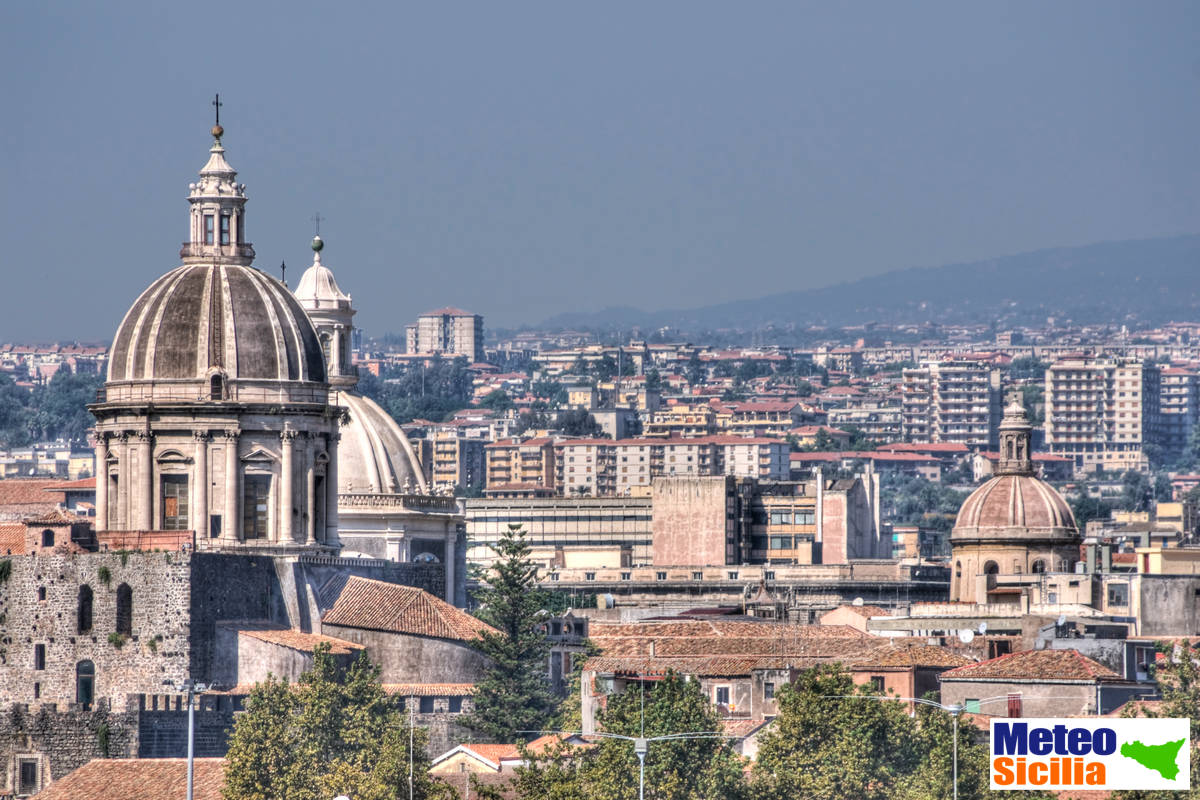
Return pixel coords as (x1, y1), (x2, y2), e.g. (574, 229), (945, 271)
(852, 597), (864, 606)
(978, 622), (988, 634)
(1057, 614), (1067, 627)
(958, 629), (975, 644)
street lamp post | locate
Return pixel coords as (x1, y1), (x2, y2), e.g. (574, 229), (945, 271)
(164, 679), (209, 800)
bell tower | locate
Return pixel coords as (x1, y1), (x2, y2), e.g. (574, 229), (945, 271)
(996, 394), (1034, 476)
(182, 96), (253, 266)
(293, 235), (358, 387)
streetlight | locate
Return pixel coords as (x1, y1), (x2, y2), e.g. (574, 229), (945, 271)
(827, 693), (1019, 800)
(519, 729), (734, 800)
(164, 679), (209, 800)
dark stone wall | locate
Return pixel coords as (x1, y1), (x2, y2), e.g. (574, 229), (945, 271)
(0, 703), (138, 793)
(188, 554), (287, 683)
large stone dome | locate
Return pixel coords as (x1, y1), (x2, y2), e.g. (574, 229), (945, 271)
(108, 264), (326, 384)
(339, 392), (428, 494)
(953, 473), (1077, 542)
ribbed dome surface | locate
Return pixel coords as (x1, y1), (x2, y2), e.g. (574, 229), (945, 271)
(339, 393), (427, 494)
(294, 262), (351, 310)
(108, 264), (326, 383)
(953, 474), (1077, 541)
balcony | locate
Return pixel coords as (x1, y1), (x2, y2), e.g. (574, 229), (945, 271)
(180, 242), (256, 260)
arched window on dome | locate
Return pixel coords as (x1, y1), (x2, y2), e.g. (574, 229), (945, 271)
(1031, 559), (1047, 574)
(320, 334), (331, 365)
(1006, 440), (1014, 460)
(983, 560), (999, 575)
(210, 374), (224, 401)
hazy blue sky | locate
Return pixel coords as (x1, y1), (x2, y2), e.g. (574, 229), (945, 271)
(2, 1), (1199, 340)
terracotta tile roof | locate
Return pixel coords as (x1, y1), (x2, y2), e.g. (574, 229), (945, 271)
(828, 604), (890, 618)
(464, 743), (521, 764)
(523, 733), (597, 754)
(852, 642), (971, 669)
(721, 718), (774, 738)
(383, 683), (476, 697)
(589, 620), (866, 639)
(0, 522), (25, 555)
(322, 576), (498, 642)
(584, 656), (767, 676)
(34, 758), (226, 800)
(939, 649), (1123, 683)
(0, 478), (68, 516)
(45, 477), (98, 490)
(237, 626), (364, 655)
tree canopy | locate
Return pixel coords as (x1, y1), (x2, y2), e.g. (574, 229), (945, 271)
(463, 524), (557, 742)
(223, 643), (447, 800)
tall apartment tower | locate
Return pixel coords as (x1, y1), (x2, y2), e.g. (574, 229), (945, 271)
(1160, 366), (1200, 457)
(407, 307), (484, 363)
(901, 359), (1002, 449)
(1044, 356), (1163, 474)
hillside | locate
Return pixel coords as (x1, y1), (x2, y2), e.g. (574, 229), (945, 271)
(539, 235), (1200, 332)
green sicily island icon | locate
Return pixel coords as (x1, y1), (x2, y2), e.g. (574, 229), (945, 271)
(1121, 738), (1188, 781)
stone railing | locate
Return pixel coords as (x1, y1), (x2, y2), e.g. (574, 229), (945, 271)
(339, 492), (459, 513)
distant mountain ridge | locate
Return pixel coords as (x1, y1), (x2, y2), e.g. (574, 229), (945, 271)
(539, 235), (1200, 332)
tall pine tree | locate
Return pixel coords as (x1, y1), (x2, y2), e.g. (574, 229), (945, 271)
(463, 523), (557, 742)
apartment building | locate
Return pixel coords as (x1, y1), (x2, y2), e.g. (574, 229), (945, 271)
(901, 359), (1002, 449)
(405, 307), (484, 363)
(710, 400), (805, 438)
(1045, 356), (1164, 473)
(554, 436), (789, 497)
(484, 437), (556, 494)
(1160, 366), (1199, 456)
(429, 429), (486, 491)
(643, 402), (717, 438)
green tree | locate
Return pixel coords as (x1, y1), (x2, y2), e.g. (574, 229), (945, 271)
(29, 371), (104, 443)
(464, 524), (556, 742)
(1115, 641), (1200, 800)
(750, 664), (919, 800)
(685, 352), (706, 386)
(0, 374), (32, 447)
(581, 673), (747, 800)
(478, 389), (515, 413)
(556, 409), (603, 437)
(223, 644), (446, 800)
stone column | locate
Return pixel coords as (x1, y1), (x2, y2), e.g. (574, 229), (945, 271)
(136, 431), (153, 531)
(305, 435), (317, 545)
(193, 431), (209, 541)
(93, 435), (108, 532)
(224, 430), (240, 543)
(324, 431), (339, 547)
(444, 523), (457, 606)
(116, 433), (130, 530)
(331, 327), (343, 377)
(280, 429), (296, 543)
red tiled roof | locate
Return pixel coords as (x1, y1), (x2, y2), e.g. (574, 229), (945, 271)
(852, 642), (971, 669)
(0, 478), (69, 513)
(34, 759), (226, 800)
(383, 683), (475, 697)
(45, 477), (98, 490)
(463, 743), (521, 764)
(939, 649), (1122, 682)
(237, 626), (364, 655)
(322, 576), (497, 642)
(0, 523), (26, 555)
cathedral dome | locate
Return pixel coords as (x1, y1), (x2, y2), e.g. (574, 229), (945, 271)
(339, 393), (428, 494)
(952, 473), (1077, 542)
(107, 264), (327, 384)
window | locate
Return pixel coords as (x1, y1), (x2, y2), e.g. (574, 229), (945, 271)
(764, 571), (775, 580)
(203, 214), (214, 244)
(964, 698), (981, 714)
(77, 585), (93, 633)
(727, 571), (738, 580)
(769, 536), (792, 550)
(36, 587), (45, 602)
(1031, 559), (1046, 574)
(715, 686), (730, 706)
(620, 572), (631, 580)
(764, 682), (775, 700)
(984, 561), (999, 575)
(76, 661), (95, 710)
(692, 571), (703, 580)
(210, 374), (224, 400)
(40, 529), (54, 548)
(219, 214), (231, 245)
(33, 644), (45, 671)
(869, 676), (885, 693)
(161, 475), (189, 531)
(243, 474), (271, 539)
(419, 697), (435, 714)
(585, 572), (595, 581)
(448, 697), (463, 713)
(1107, 582), (1129, 607)
(18, 759), (38, 795)
(656, 571), (667, 581)
(116, 584), (133, 636)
